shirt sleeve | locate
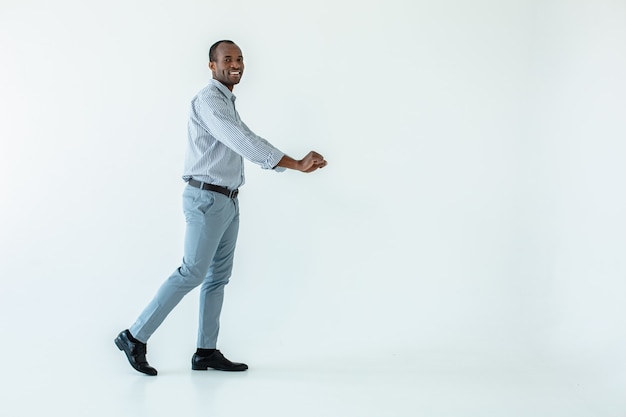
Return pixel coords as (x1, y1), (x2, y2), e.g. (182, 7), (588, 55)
(191, 91), (285, 170)
(240, 121), (287, 172)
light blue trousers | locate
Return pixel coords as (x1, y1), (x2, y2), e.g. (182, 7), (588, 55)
(130, 185), (239, 349)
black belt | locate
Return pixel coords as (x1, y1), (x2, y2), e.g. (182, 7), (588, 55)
(187, 179), (239, 199)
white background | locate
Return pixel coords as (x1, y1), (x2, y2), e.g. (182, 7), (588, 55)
(1, 0), (626, 415)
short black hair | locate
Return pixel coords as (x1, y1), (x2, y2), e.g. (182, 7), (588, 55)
(209, 40), (236, 62)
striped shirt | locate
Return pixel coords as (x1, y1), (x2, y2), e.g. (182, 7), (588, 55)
(182, 79), (285, 190)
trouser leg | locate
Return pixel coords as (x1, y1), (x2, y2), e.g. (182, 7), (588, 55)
(197, 204), (239, 349)
(129, 187), (236, 343)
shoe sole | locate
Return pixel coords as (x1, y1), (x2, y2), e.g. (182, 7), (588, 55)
(192, 364), (248, 371)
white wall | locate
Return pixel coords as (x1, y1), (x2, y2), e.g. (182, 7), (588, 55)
(1, 0), (625, 372)
(525, 0), (626, 367)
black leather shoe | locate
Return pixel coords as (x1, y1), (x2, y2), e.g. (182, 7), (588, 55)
(114, 329), (158, 376)
(192, 350), (248, 372)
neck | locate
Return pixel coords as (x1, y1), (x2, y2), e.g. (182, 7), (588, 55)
(213, 77), (234, 92)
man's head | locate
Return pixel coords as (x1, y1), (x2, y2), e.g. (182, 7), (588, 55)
(209, 40), (244, 91)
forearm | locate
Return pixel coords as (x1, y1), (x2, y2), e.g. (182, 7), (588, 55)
(275, 155), (301, 170)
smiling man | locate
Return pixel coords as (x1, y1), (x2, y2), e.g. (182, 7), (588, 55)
(211, 41), (243, 87)
(115, 40), (327, 376)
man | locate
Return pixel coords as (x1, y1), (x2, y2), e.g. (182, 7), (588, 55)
(115, 40), (327, 376)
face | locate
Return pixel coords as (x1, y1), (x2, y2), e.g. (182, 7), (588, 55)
(209, 43), (244, 91)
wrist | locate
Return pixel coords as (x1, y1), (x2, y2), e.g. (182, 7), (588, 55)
(276, 155), (302, 171)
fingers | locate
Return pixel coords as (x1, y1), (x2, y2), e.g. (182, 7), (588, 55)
(303, 159), (327, 173)
(308, 151), (327, 166)
(314, 160), (327, 169)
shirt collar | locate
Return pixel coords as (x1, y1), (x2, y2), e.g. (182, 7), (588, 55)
(209, 79), (236, 102)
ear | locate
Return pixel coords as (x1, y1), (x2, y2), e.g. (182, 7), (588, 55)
(208, 61), (216, 72)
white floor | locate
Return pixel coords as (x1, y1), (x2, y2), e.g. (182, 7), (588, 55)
(3, 336), (625, 417)
(1, 265), (624, 417)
